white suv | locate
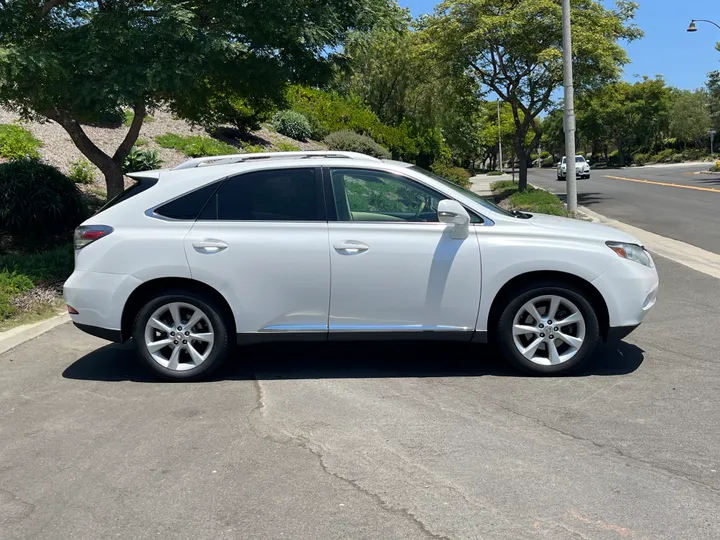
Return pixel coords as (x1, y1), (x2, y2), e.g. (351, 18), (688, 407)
(64, 151), (658, 380)
(558, 155), (591, 180)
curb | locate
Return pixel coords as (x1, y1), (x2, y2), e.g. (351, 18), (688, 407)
(0, 313), (70, 356)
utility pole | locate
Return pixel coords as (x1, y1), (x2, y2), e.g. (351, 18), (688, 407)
(497, 99), (503, 172)
(710, 128), (716, 158)
(562, 0), (577, 213)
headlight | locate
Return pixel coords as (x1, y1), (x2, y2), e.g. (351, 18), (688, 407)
(606, 242), (654, 268)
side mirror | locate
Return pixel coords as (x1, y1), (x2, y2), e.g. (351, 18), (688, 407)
(438, 199), (470, 239)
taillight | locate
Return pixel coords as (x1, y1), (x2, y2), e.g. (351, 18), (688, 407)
(74, 225), (113, 250)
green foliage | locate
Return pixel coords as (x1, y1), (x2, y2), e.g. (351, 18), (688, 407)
(324, 131), (391, 159)
(122, 148), (163, 173)
(653, 148), (674, 163)
(0, 271), (34, 320)
(632, 153), (649, 166)
(0, 244), (74, 284)
(0, 124), (42, 160)
(271, 110), (312, 141)
(486, 170), (504, 176)
(275, 141), (301, 152)
(430, 161), (471, 188)
(0, 0), (391, 195)
(0, 160), (87, 236)
(156, 133), (237, 158)
(68, 158), (96, 185)
(669, 89), (711, 147)
(490, 180), (519, 192)
(135, 138), (149, 147)
(241, 144), (266, 153)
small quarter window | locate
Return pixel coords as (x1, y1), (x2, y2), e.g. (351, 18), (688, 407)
(155, 182), (220, 220)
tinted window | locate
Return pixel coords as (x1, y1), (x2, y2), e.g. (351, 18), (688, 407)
(331, 168), (442, 222)
(100, 178), (157, 213)
(155, 182), (220, 220)
(201, 168), (320, 221)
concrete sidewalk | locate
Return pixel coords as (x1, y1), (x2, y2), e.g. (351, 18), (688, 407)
(468, 172), (513, 196)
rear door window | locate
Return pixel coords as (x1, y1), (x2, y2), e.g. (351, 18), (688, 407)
(200, 168), (323, 221)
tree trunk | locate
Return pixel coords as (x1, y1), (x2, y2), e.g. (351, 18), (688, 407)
(45, 102), (145, 200)
(99, 162), (126, 200)
(516, 142), (528, 191)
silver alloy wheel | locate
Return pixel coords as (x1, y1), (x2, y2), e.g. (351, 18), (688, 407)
(511, 294), (586, 366)
(144, 302), (215, 371)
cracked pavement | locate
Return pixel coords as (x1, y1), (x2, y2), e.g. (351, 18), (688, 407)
(1, 256), (719, 539)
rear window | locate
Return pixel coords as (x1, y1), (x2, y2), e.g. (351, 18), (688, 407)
(155, 182), (220, 220)
(99, 177), (158, 212)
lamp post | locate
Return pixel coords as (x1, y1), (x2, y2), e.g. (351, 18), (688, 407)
(562, 0), (577, 213)
(687, 19), (720, 32)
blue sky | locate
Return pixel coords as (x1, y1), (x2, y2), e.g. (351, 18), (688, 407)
(399, 0), (720, 90)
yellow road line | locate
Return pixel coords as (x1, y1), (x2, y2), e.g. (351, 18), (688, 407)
(604, 175), (720, 193)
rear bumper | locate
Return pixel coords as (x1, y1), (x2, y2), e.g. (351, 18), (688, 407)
(73, 322), (124, 343)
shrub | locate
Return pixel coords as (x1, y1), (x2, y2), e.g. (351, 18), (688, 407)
(275, 141), (301, 152)
(122, 148), (163, 173)
(241, 144), (265, 153)
(670, 153), (684, 163)
(0, 244), (73, 284)
(541, 156), (555, 168)
(324, 131), (391, 159)
(0, 159), (87, 235)
(632, 153), (648, 166)
(711, 160), (720, 172)
(0, 124), (42, 160)
(271, 110), (312, 141)
(653, 148), (674, 163)
(155, 133), (237, 158)
(681, 148), (703, 161)
(68, 158), (96, 184)
(431, 161), (471, 188)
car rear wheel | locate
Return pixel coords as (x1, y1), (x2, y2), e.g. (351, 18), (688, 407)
(132, 290), (231, 381)
(496, 283), (599, 375)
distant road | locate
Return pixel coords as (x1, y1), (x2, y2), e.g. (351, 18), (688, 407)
(527, 163), (720, 255)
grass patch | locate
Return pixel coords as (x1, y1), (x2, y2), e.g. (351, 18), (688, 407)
(135, 137), (149, 147)
(124, 110), (153, 126)
(486, 170), (503, 176)
(155, 133), (238, 158)
(275, 141), (301, 152)
(0, 124), (42, 160)
(491, 182), (568, 216)
(0, 244), (73, 327)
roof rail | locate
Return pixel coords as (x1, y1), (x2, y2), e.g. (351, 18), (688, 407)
(172, 151), (380, 170)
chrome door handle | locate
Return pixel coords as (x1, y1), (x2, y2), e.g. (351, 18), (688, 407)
(192, 239), (228, 254)
(334, 240), (369, 255)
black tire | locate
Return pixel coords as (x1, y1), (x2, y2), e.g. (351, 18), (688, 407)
(132, 289), (231, 381)
(495, 282), (599, 376)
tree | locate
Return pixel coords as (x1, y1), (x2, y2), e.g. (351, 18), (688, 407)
(669, 89), (711, 149)
(708, 71), (720, 131)
(428, 0), (641, 190)
(340, 14), (486, 166)
(0, 0), (391, 198)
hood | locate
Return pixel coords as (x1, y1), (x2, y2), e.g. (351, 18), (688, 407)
(528, 213), (641, 244)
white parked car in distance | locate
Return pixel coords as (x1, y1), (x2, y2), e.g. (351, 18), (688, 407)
(64, 151), (658, 381)
(558, 155), (591, 180)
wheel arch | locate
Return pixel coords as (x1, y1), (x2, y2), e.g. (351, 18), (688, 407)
(120, 277), (236, 341)
(487, 270), (609, 341)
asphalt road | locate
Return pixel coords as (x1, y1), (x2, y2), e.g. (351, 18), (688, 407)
(527, 163), (720, 255)
(2, 256), (719, 540)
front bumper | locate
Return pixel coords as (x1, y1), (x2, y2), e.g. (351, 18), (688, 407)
(592, 256), (659, 332)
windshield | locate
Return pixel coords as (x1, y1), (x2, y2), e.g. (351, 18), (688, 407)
(575, 156), (586, 163)
(409, 166), (514, 217)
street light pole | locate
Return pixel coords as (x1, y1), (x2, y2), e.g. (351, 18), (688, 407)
(497, 99), (503, 172)
(562, 0), (577, 213)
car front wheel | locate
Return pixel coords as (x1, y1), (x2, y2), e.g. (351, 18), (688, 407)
(132, 290), (231, 381)
(496, 283), (600, 375)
